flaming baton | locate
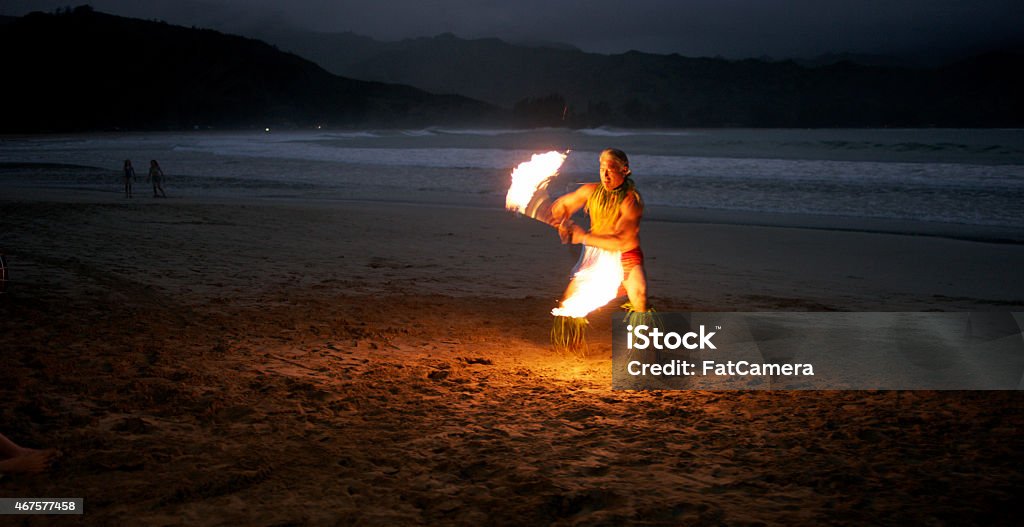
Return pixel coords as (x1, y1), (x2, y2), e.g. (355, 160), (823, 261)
(505, 150), (569, 225)
(506, 150), (626, 353)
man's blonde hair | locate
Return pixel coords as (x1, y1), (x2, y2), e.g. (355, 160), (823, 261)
(600, 148), (631, 176)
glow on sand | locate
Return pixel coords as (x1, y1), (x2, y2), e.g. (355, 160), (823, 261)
(506, 151), (623, 319)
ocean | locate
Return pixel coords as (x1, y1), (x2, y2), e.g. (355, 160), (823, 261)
(2, 128), (1022, 239)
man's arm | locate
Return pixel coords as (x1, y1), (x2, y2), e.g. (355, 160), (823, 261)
(570, 194), (642, 251)
(548, 184), (595, 227)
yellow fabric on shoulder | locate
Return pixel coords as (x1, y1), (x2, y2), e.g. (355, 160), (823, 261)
(584, 178), (642, 232)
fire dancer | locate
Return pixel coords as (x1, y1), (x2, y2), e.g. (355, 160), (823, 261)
(549, 148), (647, 313)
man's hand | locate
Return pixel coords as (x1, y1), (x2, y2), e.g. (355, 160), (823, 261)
(557, 219), (575, 244)
(558, 219), (588, 245)
(570, 224), (587, 245)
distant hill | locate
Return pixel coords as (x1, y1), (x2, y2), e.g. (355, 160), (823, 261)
(793, 52), (921, 69)
(255, 30), (1024, 128)
(0, 7), (501, 132)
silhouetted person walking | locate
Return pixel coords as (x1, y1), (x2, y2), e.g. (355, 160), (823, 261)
(123, 159), (136, 198)
(148, 159), (166, 198)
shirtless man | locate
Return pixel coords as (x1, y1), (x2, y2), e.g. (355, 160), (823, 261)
(549, 148), (648, 312)
(0, 432), (60, 474)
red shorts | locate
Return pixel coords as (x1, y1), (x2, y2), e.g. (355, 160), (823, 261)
(618, 248), (644, 297)
(621, 247), (644, 280)
(618, 248), (643, 280)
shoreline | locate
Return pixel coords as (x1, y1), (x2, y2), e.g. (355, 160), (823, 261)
(4, 185), (1023, 246)
(3, 187), (1023, 312)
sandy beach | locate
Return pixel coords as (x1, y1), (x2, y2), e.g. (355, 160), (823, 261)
(2, 187), (1023, 525)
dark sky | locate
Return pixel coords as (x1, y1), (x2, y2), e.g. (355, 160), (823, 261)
(4, 0), (1022, 60)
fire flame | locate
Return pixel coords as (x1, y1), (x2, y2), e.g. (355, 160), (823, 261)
(505, 150), (567, 215)
(551, 246), (623, 318)
(507, 150), (622, 319)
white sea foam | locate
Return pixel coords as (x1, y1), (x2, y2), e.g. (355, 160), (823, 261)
(399, 129), (437, 137)
(432, 128), (536, 136)
(320, 131), (380, 139)
(175, 140), (527, 170)
(579, 127), (698, 137)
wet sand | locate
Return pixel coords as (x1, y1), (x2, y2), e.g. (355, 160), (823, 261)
(1, 189), (1022, 525)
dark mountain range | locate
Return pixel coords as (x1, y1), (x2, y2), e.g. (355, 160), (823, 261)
(0, 7), (501, 132)
(793, 52), (922, 69)
(254, 29), (1024, 128)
